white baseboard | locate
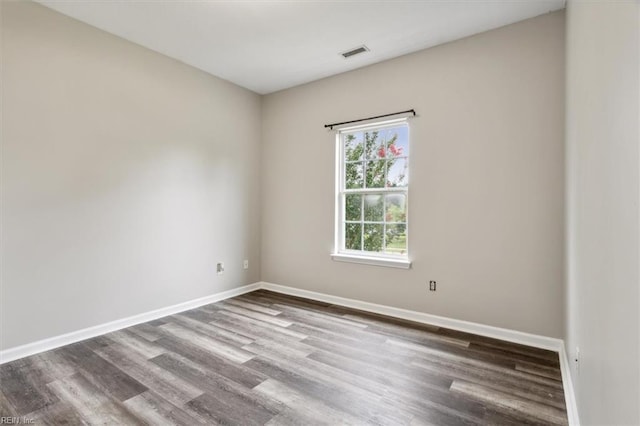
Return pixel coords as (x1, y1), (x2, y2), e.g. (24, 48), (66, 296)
(259, 281), (563, 351)
(559, 343), (581, 426)
(0, 282), (260, 365)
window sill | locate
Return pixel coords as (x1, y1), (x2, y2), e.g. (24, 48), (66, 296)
(331, 253), (411, 269)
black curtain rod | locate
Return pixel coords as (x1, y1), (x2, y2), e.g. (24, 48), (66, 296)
(324, 109), (416, 130)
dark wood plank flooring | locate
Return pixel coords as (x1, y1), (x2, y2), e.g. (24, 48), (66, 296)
(0, 290), (568, 425)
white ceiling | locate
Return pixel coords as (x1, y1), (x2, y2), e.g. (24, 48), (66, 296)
(37, 0), (565, 94)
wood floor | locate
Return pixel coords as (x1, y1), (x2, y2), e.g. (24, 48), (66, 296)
(0, 290), (568, 425)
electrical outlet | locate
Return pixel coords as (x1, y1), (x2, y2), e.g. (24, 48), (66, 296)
(429, 280), (436, 291)
(575, 347), (580, 374)
(243, 260), (249, 270)
(216, 262), (224, 275)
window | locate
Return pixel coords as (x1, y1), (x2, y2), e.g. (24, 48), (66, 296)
(332, 118), (410, 268)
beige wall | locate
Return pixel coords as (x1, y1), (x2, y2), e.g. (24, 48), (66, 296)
(1, 2), (262, 350)
(262, 11), (566, 338)
(565, 1), (640, 424)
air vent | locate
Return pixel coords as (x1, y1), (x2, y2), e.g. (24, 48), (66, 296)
(341, 45), (369, 58)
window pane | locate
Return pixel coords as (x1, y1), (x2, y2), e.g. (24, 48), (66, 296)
(378, 126), (407, 159)
(363, 194), (384, 221)
(345, 194), (362, 221)
(385, 194), (406, 223)
(386, 157), (408, 187)
(344, 132), (363, 161)
(363, 224), (384, 252)
(345, 223), (362, 250)
(385, 224), (407, 255)
(365, 160), (386, 188)
(365, 130), (384, 159)
(387, 125), (409, 157)
(345, 162), (364, 189)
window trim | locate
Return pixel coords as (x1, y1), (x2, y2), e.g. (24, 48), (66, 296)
(330, 252), (411, 269)
(331, 118), (411, 269)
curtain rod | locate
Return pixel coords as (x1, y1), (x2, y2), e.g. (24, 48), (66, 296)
(324, 109), (416, 130)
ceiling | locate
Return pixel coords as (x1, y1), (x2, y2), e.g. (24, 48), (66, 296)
(37, 0), (565, 95)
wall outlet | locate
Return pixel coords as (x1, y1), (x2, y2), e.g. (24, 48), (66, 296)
(429, 280), (437, 291)
(243, 260), (249, 270)
(575, 346), (580, 374)
(216, 262), (224, 275)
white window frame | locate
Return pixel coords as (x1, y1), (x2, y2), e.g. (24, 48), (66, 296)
(331, 118), (411, 269)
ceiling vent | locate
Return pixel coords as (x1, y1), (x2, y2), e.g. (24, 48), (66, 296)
(341, 45), (369, 58)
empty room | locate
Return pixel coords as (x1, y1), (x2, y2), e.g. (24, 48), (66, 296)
(1, 0), (638, 425)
